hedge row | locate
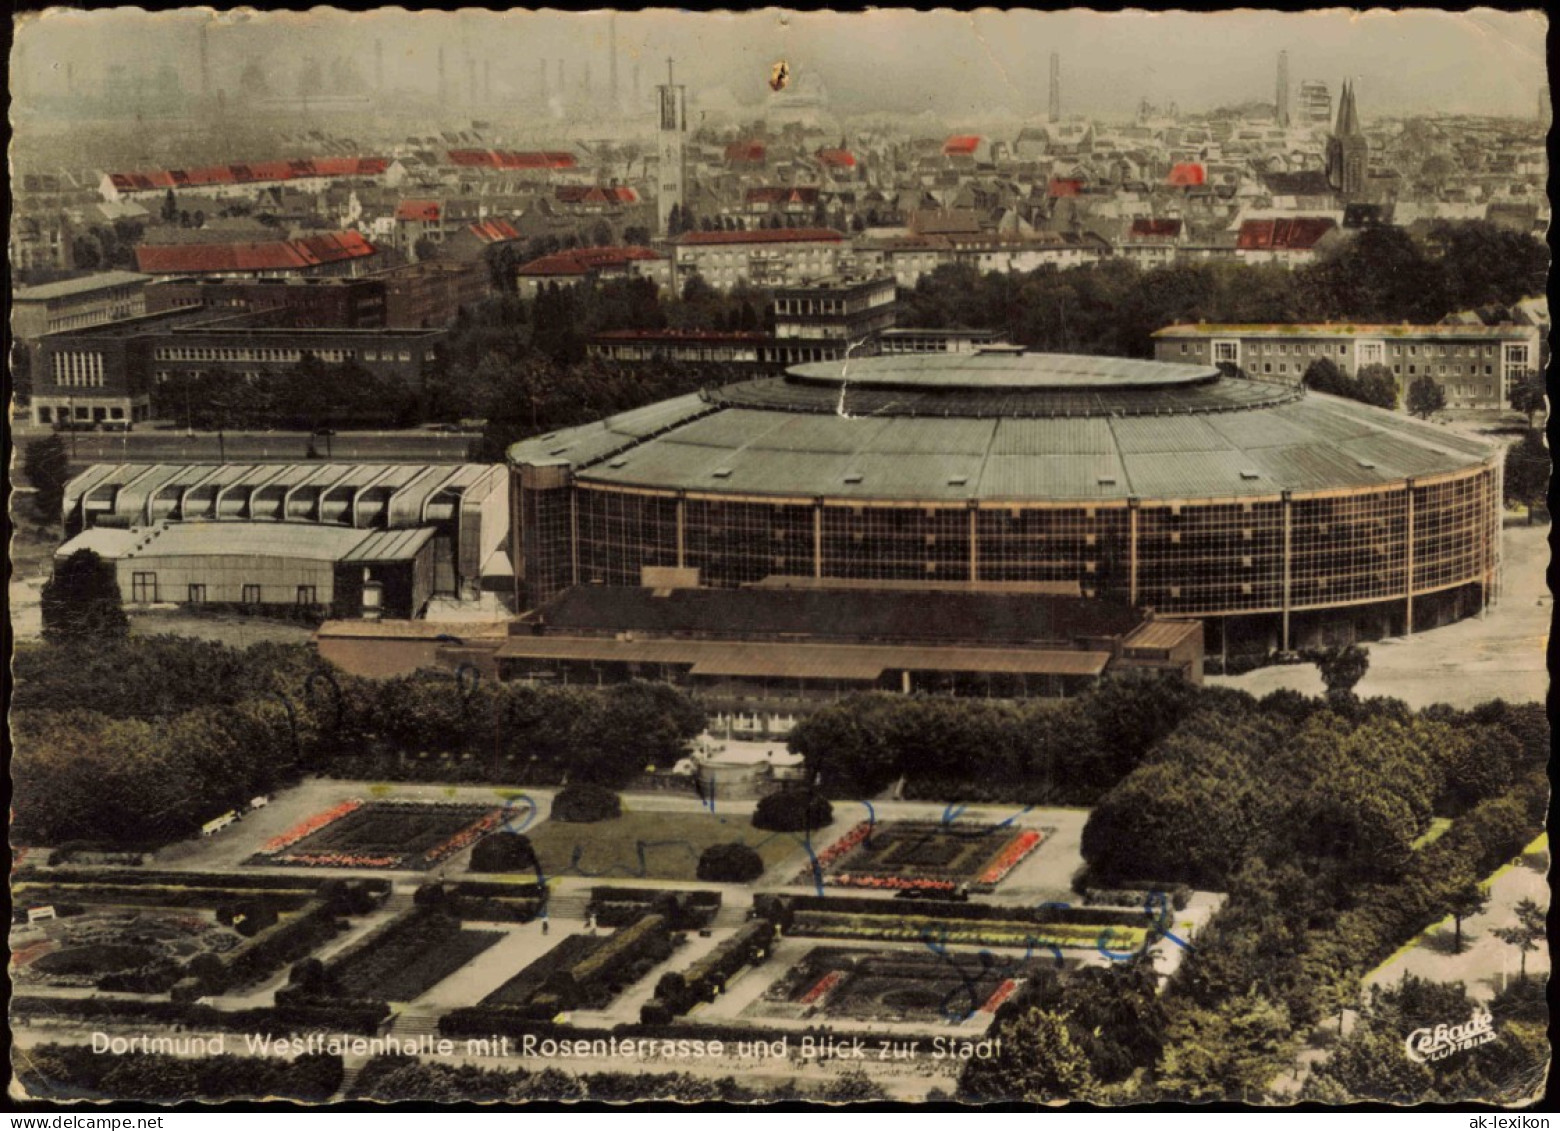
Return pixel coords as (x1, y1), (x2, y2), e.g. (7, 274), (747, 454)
(15, 1043), (344, 1103)
(216, 900), (349, 992)
(587, 888), (721, 931)
(439, 1011), (943, 1051)
(15, 885), (316, 913)
(772, 893), (1154, 929)
(13, 867), (337, 891)
(11, 994), (387, 1036)
(643, 919), (777, 1021)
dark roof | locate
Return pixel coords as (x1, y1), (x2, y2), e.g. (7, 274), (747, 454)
(528, 585), (1143, 647)
(1261, 170), (1334, 196)
(1236, 217), (1338, 250)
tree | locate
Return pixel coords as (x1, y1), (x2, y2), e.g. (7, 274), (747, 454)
(23, 434), (71, 525)
(1354, 363), (1399, 410)
(470, 831), (538, 873)
(1302, 356), (1348, 396)
(1406, 375), (1446, 420)
(1492, 898), (1544, 983)
(161, 188), (178, 223)
(1311, 643), (1370, 699)
(752, 789), (833, 832)
(959, 1008), (1098, 1103)
(1445, 875), (1489, 955)
(1503, 430), (1549, 524)
(41, 549), (130, 645)
(1508, 370), (1546, 429)
(696, 842), (765, 883)
(551, 783), (622, 823)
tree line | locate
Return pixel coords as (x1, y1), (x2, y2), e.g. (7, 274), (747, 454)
(10, 636), (706, 847)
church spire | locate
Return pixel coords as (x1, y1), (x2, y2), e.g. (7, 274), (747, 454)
(1335, 79), (1360, 137)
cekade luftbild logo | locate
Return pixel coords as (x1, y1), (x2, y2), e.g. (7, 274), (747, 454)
(1405, 1007), (1497, 1063)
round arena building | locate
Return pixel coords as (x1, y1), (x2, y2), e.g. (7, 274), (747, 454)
(507, 351), (1502, 657)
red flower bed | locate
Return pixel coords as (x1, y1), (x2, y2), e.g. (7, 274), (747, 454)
(976, 830), (1043, 887)
(272, 852), (401, 869)
(979, 979), (1017, 1013)
(798, 969), (846, 1005)
(809, 822), (873, 872)
(421, 810), (506, 867)
(263, 799), (363, 855)
(833, 874), (957, 892)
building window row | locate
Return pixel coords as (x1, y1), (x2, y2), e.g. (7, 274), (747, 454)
(51, 350), (106, 388)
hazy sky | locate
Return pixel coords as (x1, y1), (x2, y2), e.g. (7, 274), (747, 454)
(12, 7), (1550, 120)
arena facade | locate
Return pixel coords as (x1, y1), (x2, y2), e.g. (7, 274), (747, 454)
(508, 351), (1502, 657)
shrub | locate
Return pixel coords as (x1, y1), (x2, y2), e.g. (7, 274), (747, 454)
(752, 790), (833, 833)
(470, 832), (538, 873)
(696, 842), (765, 883)
(413, 883), (448, 909)
(551, 784), (622, 824)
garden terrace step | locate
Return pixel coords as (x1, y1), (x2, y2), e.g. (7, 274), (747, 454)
(389, 1010), (444, 1038)
(711, 904), (754, 928)
(544, 893), (590, 921)
(333, 1063), (363, 1101)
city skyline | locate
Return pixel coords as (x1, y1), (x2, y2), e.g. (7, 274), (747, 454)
(12, 8), (1551, 121)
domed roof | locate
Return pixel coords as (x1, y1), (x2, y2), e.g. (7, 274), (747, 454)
(509, 353), (1497, 503)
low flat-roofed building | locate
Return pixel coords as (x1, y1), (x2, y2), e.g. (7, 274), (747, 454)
(878, 327), (1003, 355)
(61, 461), (509, 603)
(54, 520), (438, 620)
(12, 270), (151, 342)
(316, 580), (1200, 729)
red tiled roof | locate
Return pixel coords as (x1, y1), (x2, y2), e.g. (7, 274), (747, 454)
(468, 219), (521, 244)
(447, 149), (577, 170)
(943, 135), (982, 156)
(815, 148), (856, 168)
(555, 185), (639, 205)
(1128, 218), (1183, 239)
(396, 199), (442, 222)
(675, 227), (844, 246)
(1166, 162), (1206, 186)
(1236, 217), (1338, 251)
(744, 186), (821, 205)
(516, 246), (665, 277)
(725, 142), (767, 164)
(106, 157), (389, 192)
(134, 231), (378, 274)
(1048, 178), (1084, 197)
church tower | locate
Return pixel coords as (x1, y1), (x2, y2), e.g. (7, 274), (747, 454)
(1325, 80), (1368, 198)
(656, 59), (687, 235)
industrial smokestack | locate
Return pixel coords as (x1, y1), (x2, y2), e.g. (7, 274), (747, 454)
(198, 22), (211, 100)
(1048, 52), (1060, 123)
(484, 59), (492, 102)
(468, 54), (477, 104)
(438, 46), (447, 103)
(609, 12), (619, 111)
(375, 39), (384, 92)
(1276, 50), (1291, 127)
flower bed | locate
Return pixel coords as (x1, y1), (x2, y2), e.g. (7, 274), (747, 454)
(798, 969), (846, 1006)
(422, 809), (506, 867)
(975, 830), (1044, 888)
(979, 979), (1018, 1013)
(791, 910), (1150, 952)
(270, 853), (402, 869)
(808, 822), (873, 872)
(833, 874), (957, 892)
(263, 800), (363, 855)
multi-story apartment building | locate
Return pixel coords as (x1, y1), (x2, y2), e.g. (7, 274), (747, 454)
(669, 228), (846, 291)
(30, 309), (448, 428)
(144, 276), (388, 328)
(1152, 322), (1542, 410)
(768, 274), (897, 363)
(12, 271), (150, 342)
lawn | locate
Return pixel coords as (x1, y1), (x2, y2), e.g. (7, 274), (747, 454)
(526, 807), (807, 883)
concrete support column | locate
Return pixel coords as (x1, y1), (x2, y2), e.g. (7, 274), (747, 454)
(1128, 498), (1140, 606)
(967, 503), (979, 584)
(1404, 479), (1415, 636)
(1280, 491), (1292, 653)
(813, 499), (824, 579)
(569, 490), (580, 588)
(675, 494), (686, 569)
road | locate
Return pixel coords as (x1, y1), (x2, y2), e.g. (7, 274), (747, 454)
(11, 424), (476, 475)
